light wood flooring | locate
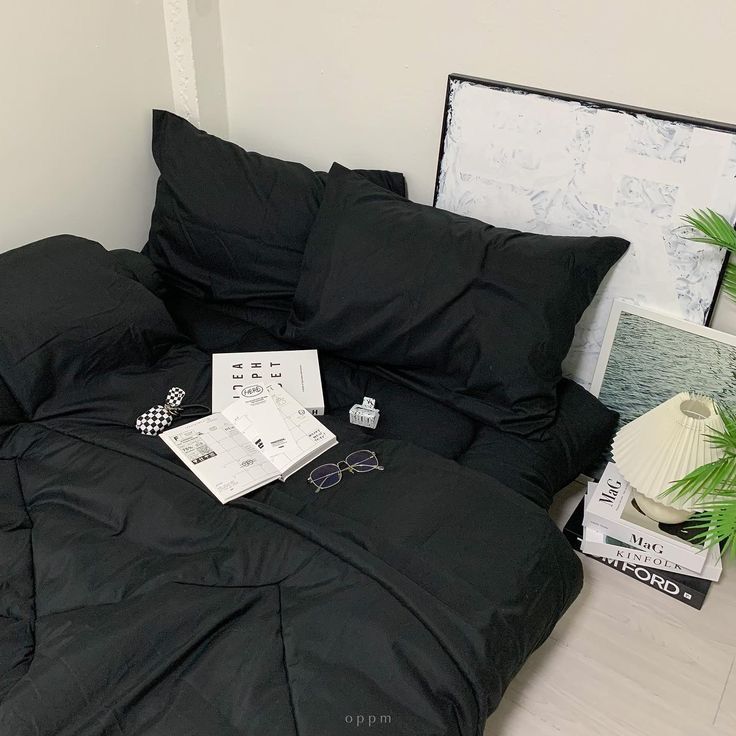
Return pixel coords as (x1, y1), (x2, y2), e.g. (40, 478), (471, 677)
(484, 482), (736, 736)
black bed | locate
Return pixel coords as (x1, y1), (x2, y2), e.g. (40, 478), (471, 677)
(0, 110), (625, 735)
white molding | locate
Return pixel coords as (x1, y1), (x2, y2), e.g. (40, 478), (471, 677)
(163, 0), (200, 125)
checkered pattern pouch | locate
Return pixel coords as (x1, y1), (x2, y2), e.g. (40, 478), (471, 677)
(136, 387), (186, 436)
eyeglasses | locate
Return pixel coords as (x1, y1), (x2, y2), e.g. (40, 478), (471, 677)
(308, 450), (384, 492)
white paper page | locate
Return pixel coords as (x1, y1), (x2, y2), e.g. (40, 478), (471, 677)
(160, 414), (280, 503)
(220, 390), (302, 477)
(267, 384), (337, 477)
(212, 350), (325, 414)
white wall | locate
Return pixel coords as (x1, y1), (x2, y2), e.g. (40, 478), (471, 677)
(3, 1), (735, 329)
(0, 1), (174, 252)
(188, 0), (228, 137)
(218, 0), (736, 332)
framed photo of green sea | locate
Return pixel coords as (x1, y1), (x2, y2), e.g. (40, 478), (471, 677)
(591, 301), (736, 436)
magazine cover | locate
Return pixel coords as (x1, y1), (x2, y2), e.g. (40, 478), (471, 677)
(212, 350), (325, 415)
(584, 463), (710, 572)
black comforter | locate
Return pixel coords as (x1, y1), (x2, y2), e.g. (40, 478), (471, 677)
(0, 237), (582, 735)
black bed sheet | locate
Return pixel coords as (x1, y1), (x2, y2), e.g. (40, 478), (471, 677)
(0, 237), (582, 735)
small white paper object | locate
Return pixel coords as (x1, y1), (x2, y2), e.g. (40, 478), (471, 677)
(349, 396), (380, 429)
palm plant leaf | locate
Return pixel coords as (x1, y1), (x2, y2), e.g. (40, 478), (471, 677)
(682, 503), (736, 557)
(708, 403), (736, 455)
(658, 211), (736, 553)
(721, 262), (736, 303)
(681, 208), (736, 252)
(661, 401), (736, 556)
(664, 456), (736, 505)
(663, 405), (736, 500)
(663, 418), (736, 503)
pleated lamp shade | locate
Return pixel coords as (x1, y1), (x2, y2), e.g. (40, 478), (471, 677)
(612, 392), (725, 511)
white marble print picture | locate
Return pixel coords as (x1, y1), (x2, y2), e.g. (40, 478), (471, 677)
(435, 77), (736, 389)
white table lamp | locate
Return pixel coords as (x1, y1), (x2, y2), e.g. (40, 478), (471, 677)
(612, 392), (725, 524)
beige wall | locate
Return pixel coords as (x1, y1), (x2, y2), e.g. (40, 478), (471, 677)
(3, 1), (736, 329)
(218, 0), (736, 332)
(0, 1), (173, 252)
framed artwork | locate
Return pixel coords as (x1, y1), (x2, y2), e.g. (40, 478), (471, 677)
(434, 74), (736, 389)
(591, 300), (736, 429)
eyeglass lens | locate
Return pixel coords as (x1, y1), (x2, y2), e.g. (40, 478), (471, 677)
(345, 450), (380, 472)
(310, 463), (342, 491)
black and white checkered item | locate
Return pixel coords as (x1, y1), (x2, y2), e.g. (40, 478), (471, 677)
(136, 387), (186, 436)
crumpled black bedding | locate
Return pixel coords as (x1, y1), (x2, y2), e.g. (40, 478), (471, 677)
(161, 286), (619, 510)
(0, 237), (582, 735)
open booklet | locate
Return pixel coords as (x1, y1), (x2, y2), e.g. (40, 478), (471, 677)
(160, 383), (337, 503)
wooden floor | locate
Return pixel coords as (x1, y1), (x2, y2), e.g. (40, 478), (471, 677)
(484, 482), (736, 736)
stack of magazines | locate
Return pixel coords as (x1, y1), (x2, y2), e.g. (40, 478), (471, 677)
(564, 463), (722, 609)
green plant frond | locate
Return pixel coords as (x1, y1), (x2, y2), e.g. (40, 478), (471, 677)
(680, 211), (706, 234)
(682, 209), (736, 250)
(703, 420), (736, 442)
(685, 531), (719, 553)
(665, 394), (736, 555)
(721, 264), (736, 303)
(723, 262), (736, 281)
(709, 434), (736, 455)
(663, 455), (736, 503)
(694, 496), (736, 511)
(718, 400), (736, 421)
(718, 400), (736, 428)
(682, 209), (736, 305)
(709, 403), (736, 452)
(666, 403), (736, 502)
(686, 504), (736, 557)
(704, 428), (736, 455)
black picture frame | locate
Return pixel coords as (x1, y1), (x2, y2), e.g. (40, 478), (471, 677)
(433, 73), (736, 327)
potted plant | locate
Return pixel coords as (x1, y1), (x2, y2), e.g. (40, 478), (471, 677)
(663, 210), (736, 555)
(664, 402), (736, 556)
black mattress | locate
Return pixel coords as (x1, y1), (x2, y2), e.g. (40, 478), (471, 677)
(0, 237), (584, 735)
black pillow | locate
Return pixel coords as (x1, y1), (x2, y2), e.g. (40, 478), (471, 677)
(458, 379), (619, 509)
(285, 163), (628, 435)
(110, 248), (167, 298)
(143, 111), (406, 332)
(0, 236), (187, 418)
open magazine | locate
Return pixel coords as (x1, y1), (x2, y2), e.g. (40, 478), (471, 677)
(161, 383), (337, 503)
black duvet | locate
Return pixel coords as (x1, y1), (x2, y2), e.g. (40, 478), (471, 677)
(0, 237), (582, 735)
